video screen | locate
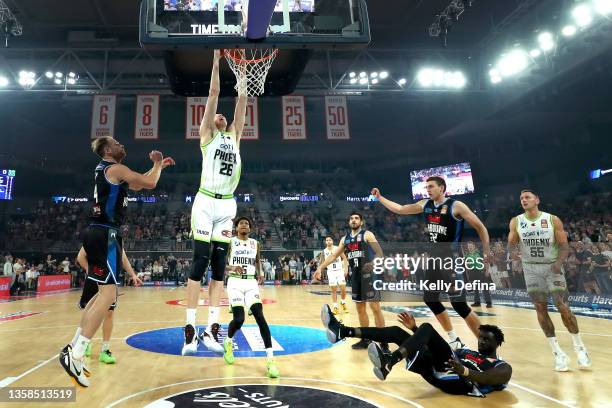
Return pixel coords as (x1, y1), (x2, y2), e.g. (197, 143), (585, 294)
(163, 0), (314, 12)
(410, 162), (474, 200)
(0, 169), (15, 200)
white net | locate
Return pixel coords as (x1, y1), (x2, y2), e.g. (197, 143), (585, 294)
(223, 48), (278, 97)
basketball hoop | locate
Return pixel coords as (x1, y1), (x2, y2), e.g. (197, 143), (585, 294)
(223, 48), (278, 97)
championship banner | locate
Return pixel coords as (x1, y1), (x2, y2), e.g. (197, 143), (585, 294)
(282, 95), (306, 140)
(90, 94), (117, 139)
(240, 97), (259, 140)
(134, 94), (160, 140)
(37, 275), (71, 293)
(325, 96), (350, 140)
(0, 277), (10, 297)
(185, 97), (207, 140)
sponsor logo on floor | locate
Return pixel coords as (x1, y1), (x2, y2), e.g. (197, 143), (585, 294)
(126, 325), (338, 357)
(143, 385), (377, 408)
(0, 311), (43, 323)
(166, 298), (277, 307)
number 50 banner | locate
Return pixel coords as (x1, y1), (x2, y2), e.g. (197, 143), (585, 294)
(282, 95), (307, 140)
(325, 96), (350, 140)
(134, 94), (160, 140)
(90, 95), (117, 139)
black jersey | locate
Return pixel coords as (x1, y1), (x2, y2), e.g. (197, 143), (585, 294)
(423, 198), (464, 243)
(91, 160), (129, 228)
(343, 229), (373, 272)
(455, 348), (508, 394)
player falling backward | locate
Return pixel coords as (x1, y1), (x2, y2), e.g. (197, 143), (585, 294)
(71, 245), (143, 370)
(508, 189), (591, 371)
(322, 306), (512, 398)
(222, 217), (280, 378)
(183, 49), (248, 355)
(316, 235), (349, 316)
(371, 178), (490, 350)
(60, 137), (174, 387)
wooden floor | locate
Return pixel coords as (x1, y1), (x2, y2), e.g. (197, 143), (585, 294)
(1, 285), (611, 408)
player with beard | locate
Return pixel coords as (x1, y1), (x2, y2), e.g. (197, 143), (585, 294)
(59, 137), (174, 387)
(315, 212), (387, 350)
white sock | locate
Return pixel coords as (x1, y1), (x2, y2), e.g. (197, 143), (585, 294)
(548, 337), (564, 354)
(186, 308), (197, 327)
(72, 335), (91, 360)
(102, 342), (110, 352)
(447, 330), (458, 341)
(266, 348), (274, 360)
(70, 327), (82, 347)
(571, 333), (585, 349)
(207, 307), (220, 333)
(333, 302), (339, 309)
(340, 299), (346, 304)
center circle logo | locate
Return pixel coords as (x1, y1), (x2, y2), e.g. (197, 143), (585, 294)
(144, 385), (377, 408)
(126, 325), (338, 357)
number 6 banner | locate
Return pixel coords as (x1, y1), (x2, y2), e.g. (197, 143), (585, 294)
(185, 97), (207, 140)
(90, 94), (116, 139)
(134, 94), (160, 140)
(325, 96), (350, 140)
(282, 95), (307, 140)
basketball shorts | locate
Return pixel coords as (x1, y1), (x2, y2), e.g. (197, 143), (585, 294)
(82, 224), (123, 285)
(523, 263), (567, 296)
(191, 192), (236, 243)
(227, 276), (261, 309)
(327, 268), (346, 287)
(79, 277), (117, 310)
(351, 268), (380, 303)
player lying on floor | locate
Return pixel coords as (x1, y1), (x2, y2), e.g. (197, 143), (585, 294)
(321, 305), (512, 397)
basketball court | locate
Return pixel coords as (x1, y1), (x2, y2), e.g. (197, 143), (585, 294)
(1, 0), (612, 406)
(1, 286), (611, 407)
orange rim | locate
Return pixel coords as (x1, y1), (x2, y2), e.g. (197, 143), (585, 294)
(223, 49), (278, 64)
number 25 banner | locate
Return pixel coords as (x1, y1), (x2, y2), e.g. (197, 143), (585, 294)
(325, 96), (350, 140)
(282, 95), (307, 140)
(134, 94), (160, 140)
(90, 94), (117, 139)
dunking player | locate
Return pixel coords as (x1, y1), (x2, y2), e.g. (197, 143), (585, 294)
(222, 217), (280, 378)
(315, 212), (387, 350)
(183, 49), (247, 355)
(317, 235), (349, 316)
(371, 176), (491, 349)
(60, 137), (174, 387)
(322, 305), (512, 397)
(508, 189), (591, 371)
(71, 246), (143, 366)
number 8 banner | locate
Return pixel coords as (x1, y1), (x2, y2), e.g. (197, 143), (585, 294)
(325, 96), (350, 140)
(90, 95), (117, 139)
(134, 94), (160, 140)
(282, 95), (307, 140)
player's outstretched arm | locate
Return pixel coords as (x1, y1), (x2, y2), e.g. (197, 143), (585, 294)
(371, 188), (425, 215)
(200, 50), (222, 143)
(230, 94), (248, 145)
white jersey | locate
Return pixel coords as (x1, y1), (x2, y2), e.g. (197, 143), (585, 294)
(516, 211), (558, 264)
(324, 246), (343, 272)
(229, 237), (258, 277)
(199, 130), (242, 196)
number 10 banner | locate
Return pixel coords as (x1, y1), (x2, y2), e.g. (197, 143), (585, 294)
(325, 96), (350, 140)
(134, 94), (160, 140)
(185, 97), (207, 140)
(282, 95), (307, 140)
